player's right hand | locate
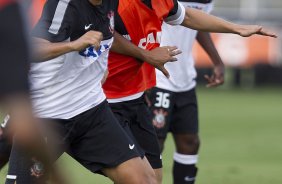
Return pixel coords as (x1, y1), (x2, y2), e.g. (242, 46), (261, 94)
(237, 25), (277, 38)
(204, 63), (225, 88)
(71, 31), (103, 51)
(143, 46), (182, 78)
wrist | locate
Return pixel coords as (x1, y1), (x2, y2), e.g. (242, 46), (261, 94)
(214, 63), (225, 72)
(231, 24), (243, 35)
(140, 49), (150, 62)
(215, 63), (224, 71)
(68, 41), (78, 52)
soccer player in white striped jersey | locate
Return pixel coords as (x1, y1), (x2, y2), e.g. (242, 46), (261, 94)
(5, 0), (159, 183)
(148, 0), (222, 183)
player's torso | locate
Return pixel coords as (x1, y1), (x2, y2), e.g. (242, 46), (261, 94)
(103, 0), (174, 99)
(156, 0), (213, 92)
(30, 0), (117, 119)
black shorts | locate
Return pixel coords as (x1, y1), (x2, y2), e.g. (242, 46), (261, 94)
(148, 87), (199, 140)
(6, 100), (141, 183)
(0, 137), (10, 169)
(109, 95), (162, 169)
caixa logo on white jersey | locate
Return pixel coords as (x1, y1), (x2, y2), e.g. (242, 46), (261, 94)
(138, 32), (162, 49)
(79, 38), (113, 62)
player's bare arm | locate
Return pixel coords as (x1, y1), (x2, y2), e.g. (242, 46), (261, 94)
(33, 31), (103, 61)
(196, 32), (225, 88)
(182, 8), (277, 38)
(111, 32), (182, 78)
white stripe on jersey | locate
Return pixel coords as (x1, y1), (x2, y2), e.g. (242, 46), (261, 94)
(48, 0), (71, 34)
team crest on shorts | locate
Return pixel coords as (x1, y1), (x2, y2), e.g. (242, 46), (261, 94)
(153, 109), (168, 128)
(30, 159), (45, 178)
(108, 11), (115, 33)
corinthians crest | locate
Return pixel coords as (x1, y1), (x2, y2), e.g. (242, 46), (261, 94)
(153, 109), (168, 128)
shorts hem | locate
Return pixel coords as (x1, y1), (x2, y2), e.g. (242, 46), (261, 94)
(90, 153), (142, 174)
(171, 130), (199, 135)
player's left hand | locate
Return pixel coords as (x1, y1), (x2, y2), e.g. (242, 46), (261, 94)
(204, 64), (225, 88)
(143, 46), (182, 78)
(238, 25), (277, 38)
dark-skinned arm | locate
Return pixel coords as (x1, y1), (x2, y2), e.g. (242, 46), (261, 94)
(196, 32), (224, 87)
(111, 32), (182, 78)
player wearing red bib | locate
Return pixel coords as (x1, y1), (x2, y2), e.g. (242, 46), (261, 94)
(1, 0), (276, 183)
(104, 0), (276, 183)
(104, 1), (186, 182)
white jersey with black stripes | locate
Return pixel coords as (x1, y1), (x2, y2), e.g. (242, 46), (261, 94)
(30, 0), (116, 119)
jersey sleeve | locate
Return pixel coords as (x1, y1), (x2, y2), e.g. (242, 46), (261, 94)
(0, 2), (30, 97)
(204, 2), (213, 14)
(32, 0), (76, 42)
(164, 0), (185, 25)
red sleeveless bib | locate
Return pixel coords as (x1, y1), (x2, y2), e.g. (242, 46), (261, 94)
(103, 0), (174, 99)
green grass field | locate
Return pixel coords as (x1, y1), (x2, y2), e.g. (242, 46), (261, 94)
(1, 87), (282, 184)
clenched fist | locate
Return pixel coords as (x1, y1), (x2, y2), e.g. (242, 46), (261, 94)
(71, 31), (103, 51)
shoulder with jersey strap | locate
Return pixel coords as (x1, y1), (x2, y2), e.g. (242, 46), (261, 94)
(117, 0), (131, 13)
(118, 0), (174, 19)
(152, 0), (175, 19)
